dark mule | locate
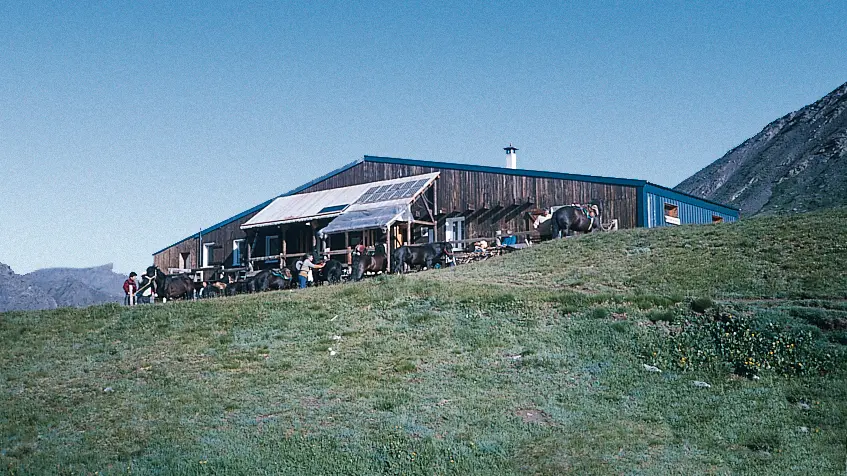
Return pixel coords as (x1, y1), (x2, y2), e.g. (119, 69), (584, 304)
(248, 268), (293, 292)
(226, 279), (250, 296)
(317, 259), (344, 284)
(551, 204), (602, 238)
(146, 266), (195, 301)
(351, 253), (387, 281)
(392, 242), (453, 274)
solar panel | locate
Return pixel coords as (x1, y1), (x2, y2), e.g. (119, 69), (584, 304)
(355, 177), (432, 204)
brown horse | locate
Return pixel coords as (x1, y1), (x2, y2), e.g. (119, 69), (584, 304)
(146, 266), (196, 301)
(352, 253), (387, 281)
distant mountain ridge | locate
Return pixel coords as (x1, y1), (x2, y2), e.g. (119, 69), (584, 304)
(0, 263), (127, 312)
(0, 263), (57, 312)
(676, 81), (847, 216)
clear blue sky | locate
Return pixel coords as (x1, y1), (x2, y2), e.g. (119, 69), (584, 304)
(1, 1), (845, 274)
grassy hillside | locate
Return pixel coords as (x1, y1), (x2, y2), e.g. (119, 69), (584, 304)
(439, 208), (847, 299)
(2, 209), (846, 475)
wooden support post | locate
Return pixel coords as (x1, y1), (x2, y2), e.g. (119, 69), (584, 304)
(385, 226), (392, 273)
(310, 223), (316, 255)
(279, 225), (286, 269)
(281, 226), (287, 263)
(433, 181), (439, 241)
(406, 221), (412, 245)
(345, 231), (351, 265)
(246, 233), (253, 272)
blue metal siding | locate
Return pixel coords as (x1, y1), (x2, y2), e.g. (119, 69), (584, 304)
(643, 183), (739, 216)
(646, 192), (738, 227)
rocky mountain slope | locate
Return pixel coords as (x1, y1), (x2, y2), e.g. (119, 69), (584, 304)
(26, 264), (126, 308)
(0, 263), (126, 312)
(0, 263), (57, 312)
(676, 81), (847, 216)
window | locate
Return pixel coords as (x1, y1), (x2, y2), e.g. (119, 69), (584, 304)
(445, 217), (465, 251)
(179, 252), (191, 269)
(266, 236), (280, 261)
(318, 204), (348, 214)
(712, 215), (724, 224)
(663, 203), (680, 225)
(233, 239), (246, 267)
(202, 243), (216, 267)
(421, 226), (435, 243)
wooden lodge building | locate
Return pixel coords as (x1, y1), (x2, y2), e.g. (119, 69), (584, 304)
(153, 150), (739, 275)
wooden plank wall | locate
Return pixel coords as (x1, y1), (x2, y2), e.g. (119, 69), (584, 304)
(298, 162), (639, 236)
(155, 161), (640, 268)
(153, 238), (197, 270)
(152, 210), (261, 270)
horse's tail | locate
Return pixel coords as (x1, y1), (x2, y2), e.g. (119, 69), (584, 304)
(551, 218), (560, 239)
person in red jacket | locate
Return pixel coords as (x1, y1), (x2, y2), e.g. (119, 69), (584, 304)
(123, 272), (138, 306)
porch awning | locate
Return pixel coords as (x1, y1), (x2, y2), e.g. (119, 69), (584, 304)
(241, 172), (439, 230)
(318, 203), (409, 236)
(318, 173), (439, 236)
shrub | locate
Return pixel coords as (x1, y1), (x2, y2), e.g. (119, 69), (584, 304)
(691, 297), (715, 313)
(589, 307), (610, 320)
(630, 294), (683, 310)
(788, 306), (847, 330)
(407, 310), (438, 325)
(393, 360), (417, 373)
(646, 309), (675, 323)
(647, 310), (842, 376)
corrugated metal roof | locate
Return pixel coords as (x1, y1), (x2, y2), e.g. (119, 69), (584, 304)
(240, 185), (367, 229)
(362, 155), (647, 187)
(240, 172), (439, 230)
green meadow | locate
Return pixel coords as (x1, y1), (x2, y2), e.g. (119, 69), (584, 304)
(2, 209), (846, 475)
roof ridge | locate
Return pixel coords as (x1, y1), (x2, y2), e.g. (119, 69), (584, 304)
(362, 155), (646, 187)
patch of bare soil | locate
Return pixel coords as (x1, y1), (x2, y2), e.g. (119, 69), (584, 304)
(515, 408), (552, 424)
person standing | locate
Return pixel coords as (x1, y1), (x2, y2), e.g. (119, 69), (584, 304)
(297, 254), (323, 289)
(123, 272), (138, 306)
(137, 270), (157, 304)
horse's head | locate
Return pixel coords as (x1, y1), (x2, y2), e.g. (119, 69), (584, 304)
(434, 242), (453, 256)
(146, 266), (168, 290)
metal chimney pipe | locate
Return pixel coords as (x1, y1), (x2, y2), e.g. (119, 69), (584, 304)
(504, 144), (518, 169)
